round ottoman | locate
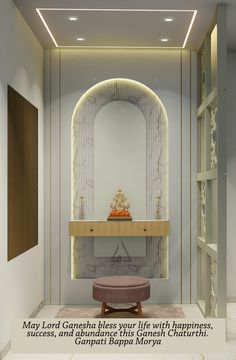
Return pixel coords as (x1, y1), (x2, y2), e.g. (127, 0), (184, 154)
(93, 275), (150, 317)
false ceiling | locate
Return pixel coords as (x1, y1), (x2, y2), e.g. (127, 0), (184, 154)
(13, 0), (236, 50)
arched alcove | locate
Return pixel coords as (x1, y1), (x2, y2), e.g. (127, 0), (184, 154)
(71, 78), (168, 279)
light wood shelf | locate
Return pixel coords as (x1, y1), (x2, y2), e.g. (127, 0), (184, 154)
(206, 87), (217, 106)
(69, 220), (170, 237)
(197, 238), (217, 260)
(197, 168), (217, 181)
(197, 102), (205, 117)
(197, 236), (206, 249)
(206, 243), (217, 260)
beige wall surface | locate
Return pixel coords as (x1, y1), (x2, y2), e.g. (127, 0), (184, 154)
(227, 52), (236, 300)
(0, 0), (44, 353)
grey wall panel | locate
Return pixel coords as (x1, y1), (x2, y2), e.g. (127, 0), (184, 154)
(191, 52), (198, 303)
(44, 49), (52, 304)
(181, 51), (191, 303)
(227, 53), (236, 300)
(50, 50), (61, 304)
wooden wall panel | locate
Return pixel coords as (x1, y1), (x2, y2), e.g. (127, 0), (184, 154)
(8, 85), (38, 261)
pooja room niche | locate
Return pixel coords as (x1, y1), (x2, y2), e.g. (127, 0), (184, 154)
(70, 78), (169, 280)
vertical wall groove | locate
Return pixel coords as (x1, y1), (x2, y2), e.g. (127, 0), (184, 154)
(49, 49), (52, 304)
(59, 49), (61, 304)
(180, 51), (183, 303)
(49, 49), (61, 304)
(44, 49), (52, 304)
(190, 51), (192, 303)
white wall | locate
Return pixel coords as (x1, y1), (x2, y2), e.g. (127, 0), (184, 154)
(227, 52), (236, 300)
(94, 101), (146, 220)
(44, 49), (197, 305)
(0, 0), (44, 353)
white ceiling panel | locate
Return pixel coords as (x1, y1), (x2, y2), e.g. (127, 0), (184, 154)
(12, 0), (236, 50)
(37, 8), (195, 48)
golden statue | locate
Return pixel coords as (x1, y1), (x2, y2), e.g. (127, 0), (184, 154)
(108, 189), (132, 221)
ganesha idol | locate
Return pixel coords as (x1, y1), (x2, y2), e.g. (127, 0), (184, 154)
(107, 189), (132, 221)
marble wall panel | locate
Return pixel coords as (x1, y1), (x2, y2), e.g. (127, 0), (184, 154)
(71, 78), (168, 278)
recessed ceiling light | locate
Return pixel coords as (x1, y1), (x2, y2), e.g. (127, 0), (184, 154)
(163, 17), (174, 22)
(36, 8), (197, 48)
(68, 16), (78, 21)
(160, 38), (169, 42)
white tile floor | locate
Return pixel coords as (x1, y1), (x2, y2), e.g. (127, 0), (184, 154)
(3, 304), (236, 360)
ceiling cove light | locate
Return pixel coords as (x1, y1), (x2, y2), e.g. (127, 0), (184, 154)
(36, 8), (198, 48)
(36, 8), (58, 47)
(182, 9), (197, 48)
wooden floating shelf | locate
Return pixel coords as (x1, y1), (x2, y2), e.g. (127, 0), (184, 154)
(197, 237), (217, 260)
(69, 220), (170, 237)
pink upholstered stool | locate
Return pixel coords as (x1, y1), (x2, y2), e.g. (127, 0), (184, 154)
(93, 275), (150, 317)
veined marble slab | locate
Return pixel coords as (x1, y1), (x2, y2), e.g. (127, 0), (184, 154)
(71, 78), (168, 279)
